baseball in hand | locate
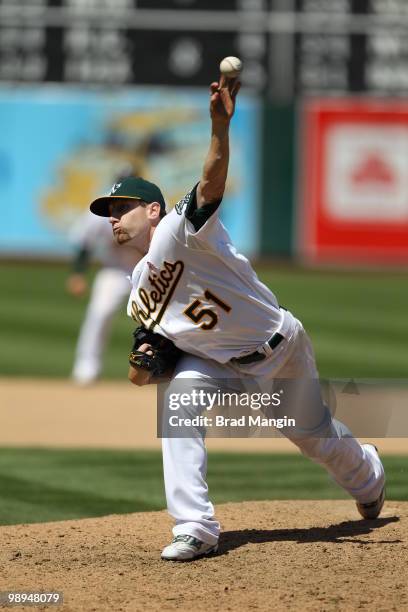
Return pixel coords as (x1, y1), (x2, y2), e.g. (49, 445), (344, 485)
(219, 56), (243, 78)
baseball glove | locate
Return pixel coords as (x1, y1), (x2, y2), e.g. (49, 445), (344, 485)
(129, 326), (182, 378)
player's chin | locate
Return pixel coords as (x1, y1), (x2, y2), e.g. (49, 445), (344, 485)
(114, 231), (131, 245)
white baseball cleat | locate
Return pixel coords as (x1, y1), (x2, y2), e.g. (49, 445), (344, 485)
(356, 445), (385, 520)
(161, 534), (218, 561)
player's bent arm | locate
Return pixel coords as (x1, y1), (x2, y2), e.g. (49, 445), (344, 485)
(128, 364), (175, 386)
(128, 364), (153, 386)
(128, 341), (176, 386)
(128, 342), (153, 386)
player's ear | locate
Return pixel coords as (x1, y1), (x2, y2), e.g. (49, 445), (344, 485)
(146, 201), (161, 221)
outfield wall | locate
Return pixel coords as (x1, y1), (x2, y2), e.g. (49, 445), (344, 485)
(0, 85), (261, 258)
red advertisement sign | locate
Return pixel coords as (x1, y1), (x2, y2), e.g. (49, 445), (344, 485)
(298, 99), (408, 264)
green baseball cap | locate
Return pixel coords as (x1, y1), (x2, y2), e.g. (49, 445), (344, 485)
(90, 176), (166, 217)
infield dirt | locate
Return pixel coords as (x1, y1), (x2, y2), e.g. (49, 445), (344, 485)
(1, 500), (407, 612)
(1, 378), (407, 454)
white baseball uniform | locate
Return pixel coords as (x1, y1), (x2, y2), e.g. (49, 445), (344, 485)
(70, 210), (141, 384)
(127, 184), (385, 545)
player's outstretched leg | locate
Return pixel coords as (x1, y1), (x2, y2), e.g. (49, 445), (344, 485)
(275, 322), (385, 514)
(289, 423), (385, 510)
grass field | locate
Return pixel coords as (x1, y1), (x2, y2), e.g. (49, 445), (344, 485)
(0, 448), (406, 526)
(1, 262), (407, 379)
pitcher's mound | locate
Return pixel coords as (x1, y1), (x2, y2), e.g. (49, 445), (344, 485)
(1, 500), (406, 611)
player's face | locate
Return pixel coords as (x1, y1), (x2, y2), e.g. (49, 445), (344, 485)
(109, 199), (151, 247)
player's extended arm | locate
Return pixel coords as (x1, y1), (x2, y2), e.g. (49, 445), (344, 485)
(66, 246), (90, 297)
(197, 75), (240, 208)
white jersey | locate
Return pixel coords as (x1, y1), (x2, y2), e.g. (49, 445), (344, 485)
(69, 210), (140, 274)
(127, 184), (284, 364)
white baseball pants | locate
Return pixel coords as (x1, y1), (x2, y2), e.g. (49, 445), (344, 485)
(72, 268), (131, 384)
(161, 315), (385, 545)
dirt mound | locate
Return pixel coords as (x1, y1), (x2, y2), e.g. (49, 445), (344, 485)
(1, 500), (406, 611)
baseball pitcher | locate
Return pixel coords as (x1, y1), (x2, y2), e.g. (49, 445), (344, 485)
(89, 72), (385, 561)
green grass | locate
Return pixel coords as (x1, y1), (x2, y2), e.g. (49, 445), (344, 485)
(257, 266), (408, 378)
(0, 448), (406, 526)
(0, 262), (407, 379)
(0, 262), (134, 379)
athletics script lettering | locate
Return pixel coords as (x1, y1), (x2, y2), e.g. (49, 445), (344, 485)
(131, 260), (184, 328)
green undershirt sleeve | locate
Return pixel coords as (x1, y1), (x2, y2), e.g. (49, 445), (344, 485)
(72, 247), (90, 274)
(185, 185), (222, 232)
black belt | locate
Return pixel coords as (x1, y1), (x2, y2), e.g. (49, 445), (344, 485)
(232, 332), (285, 365)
